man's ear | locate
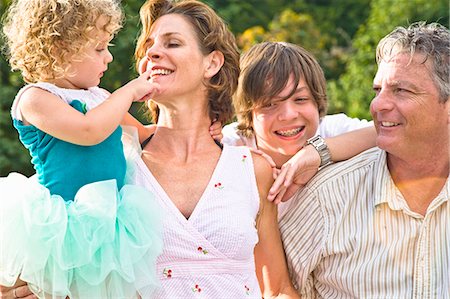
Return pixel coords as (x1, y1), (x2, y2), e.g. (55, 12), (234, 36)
(204, 50), (224, 79)
(446, 98), (450, 124)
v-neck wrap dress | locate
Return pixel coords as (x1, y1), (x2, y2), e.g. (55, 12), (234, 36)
(127, 136), (262, 298)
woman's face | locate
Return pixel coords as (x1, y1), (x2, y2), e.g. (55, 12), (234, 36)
(252, 74), (320, 165)
(138, 14), (211, 101)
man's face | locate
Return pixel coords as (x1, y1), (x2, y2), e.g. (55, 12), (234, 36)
(370, 52), (449, 160)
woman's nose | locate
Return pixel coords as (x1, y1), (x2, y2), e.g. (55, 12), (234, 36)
(145, 43), (162, 61)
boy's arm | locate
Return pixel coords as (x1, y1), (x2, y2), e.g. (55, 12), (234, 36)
(269, 126), (377, 202)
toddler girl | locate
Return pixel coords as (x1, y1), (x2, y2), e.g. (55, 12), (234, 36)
(0, 0), (163, 298)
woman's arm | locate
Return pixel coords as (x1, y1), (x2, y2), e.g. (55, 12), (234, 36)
(269, 126), (377, 203)
(252, 154), (300, 299)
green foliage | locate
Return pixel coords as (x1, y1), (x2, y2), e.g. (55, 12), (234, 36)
(328, 0), (449, 119)
(0, 0), (32, 175)
(0, 0), (449, 175)
(207, 0), (293, 33)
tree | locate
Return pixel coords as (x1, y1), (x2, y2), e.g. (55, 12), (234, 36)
(238, 9), (327, 60)
(328, 0), (449, 119)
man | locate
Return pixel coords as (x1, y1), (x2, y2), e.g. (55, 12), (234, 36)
(279, 22), (449, 298)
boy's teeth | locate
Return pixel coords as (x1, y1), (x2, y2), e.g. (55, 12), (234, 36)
(277, 127), (301, 137)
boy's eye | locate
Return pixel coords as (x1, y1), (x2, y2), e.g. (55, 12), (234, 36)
(261, 102), (277, 109)
(295, 97), (308, 102)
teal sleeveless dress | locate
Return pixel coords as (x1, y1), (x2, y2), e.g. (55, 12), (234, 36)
(0, 83), (163, 299)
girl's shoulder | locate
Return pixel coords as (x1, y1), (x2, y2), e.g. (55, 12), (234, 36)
(11, 83), (108, 121)
(11, 83), (57, 121)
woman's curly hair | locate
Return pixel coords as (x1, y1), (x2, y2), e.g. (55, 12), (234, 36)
(135, 0), (240, 124)
(2, 0), (123, 83)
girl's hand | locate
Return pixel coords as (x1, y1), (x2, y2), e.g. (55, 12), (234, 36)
(268, 144), (321, 204)
(125, 69), (161, 102)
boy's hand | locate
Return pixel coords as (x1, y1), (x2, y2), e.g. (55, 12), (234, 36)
(209, 120), (223, 141)
(267, 144), (321, 204)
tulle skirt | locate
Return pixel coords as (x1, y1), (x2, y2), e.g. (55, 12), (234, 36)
(0, 173), (163, 298)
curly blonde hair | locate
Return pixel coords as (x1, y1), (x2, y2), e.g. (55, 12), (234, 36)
(134, 0), (240, 124)
(2, 0), (123, 83)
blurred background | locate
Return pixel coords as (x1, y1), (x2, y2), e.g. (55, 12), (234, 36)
(0, 0), (448, 176)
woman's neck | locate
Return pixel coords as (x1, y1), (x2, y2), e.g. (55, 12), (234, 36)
(146, 103), (216, 158)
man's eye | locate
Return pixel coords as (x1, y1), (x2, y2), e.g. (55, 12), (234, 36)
(395, 88), (409, 93)
(373, 87), (381, 95)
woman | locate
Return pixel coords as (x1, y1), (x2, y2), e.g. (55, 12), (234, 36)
(132, 0), (298, 298)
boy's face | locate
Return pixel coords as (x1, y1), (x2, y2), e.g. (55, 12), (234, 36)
(252, 74), (320, 167)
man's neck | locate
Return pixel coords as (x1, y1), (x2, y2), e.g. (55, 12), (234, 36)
(387, 153), (449, 216)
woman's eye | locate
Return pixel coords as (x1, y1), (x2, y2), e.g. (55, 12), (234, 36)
(167, 41), (180, 47)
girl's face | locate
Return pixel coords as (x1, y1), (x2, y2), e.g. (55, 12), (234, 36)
(58, 16), (113, 89)
(252, 74), (320, 166)
(138, 14), (214, 102)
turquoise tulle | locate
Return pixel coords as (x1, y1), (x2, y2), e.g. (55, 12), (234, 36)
(0, 173), (163, 298)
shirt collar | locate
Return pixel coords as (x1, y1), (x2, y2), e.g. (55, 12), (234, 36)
(373, 150), (401, 209)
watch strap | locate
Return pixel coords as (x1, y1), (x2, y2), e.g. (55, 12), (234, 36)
(306, 135), (333, 168)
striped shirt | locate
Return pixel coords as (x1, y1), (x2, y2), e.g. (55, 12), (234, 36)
(279, 147), (450, 299)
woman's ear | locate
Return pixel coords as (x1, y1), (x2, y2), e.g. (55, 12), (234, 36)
(204, 50), (224, 79)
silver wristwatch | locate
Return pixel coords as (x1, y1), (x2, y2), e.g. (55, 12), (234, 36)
(306, 135), (333, 168)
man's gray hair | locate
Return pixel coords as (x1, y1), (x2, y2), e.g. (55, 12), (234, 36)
(376, 22), (450, 103)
